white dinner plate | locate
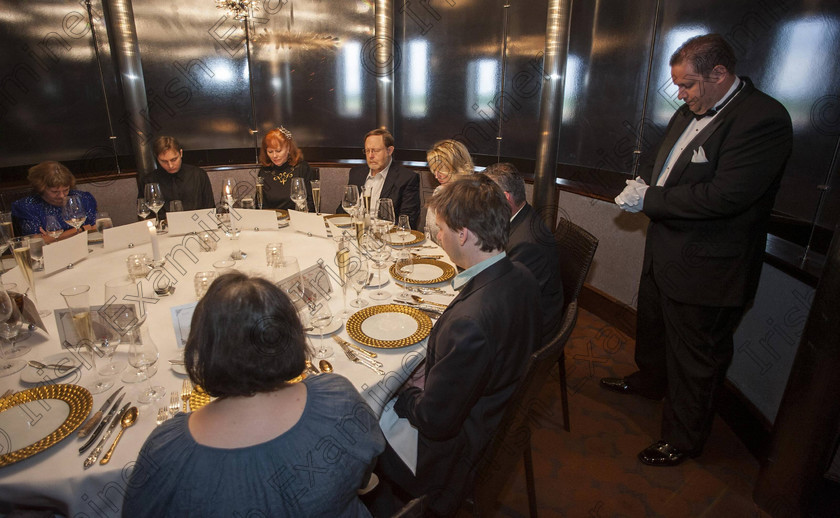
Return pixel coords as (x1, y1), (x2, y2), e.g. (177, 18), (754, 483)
(324, 214), (353, 228)
(20, 352), (82, 384)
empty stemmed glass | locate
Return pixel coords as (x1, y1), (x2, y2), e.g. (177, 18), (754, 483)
(128, 325), (165, 403)
(348, 254), (370, 308)
(62, 194), (87, 235)
(342, 185), (360, 217)
(0, 287), (25, 377)
(144, 183), (165, 230)
(361, 230), (392, 300)
(376, 198), (395, 234)
(44, 215), (63, 239)
(290, 177), (308, 212)
(394, 249), (415, 302)
(308, 298), (334, 359)
(396, 214), (411, 243)
(10, 236), (49, 317)
(137, 199), (150, 220)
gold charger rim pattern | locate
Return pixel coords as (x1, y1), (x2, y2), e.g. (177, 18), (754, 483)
(385, 229), (424, 246)
(345, 304), (432, 349)
(389, 258), (456, 285)
(0, 384), (93, 467)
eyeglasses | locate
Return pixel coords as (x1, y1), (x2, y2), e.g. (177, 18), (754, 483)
(364, 147), (386, 155)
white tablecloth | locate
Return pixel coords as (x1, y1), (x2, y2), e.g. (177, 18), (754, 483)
(0, 221), (453, 516)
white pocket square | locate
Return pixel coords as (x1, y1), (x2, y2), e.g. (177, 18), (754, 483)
(691, 146), (709, 163)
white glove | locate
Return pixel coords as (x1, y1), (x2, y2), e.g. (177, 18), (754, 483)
(615, 177), (648, 212)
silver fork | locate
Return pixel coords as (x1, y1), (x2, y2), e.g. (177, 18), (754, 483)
(168, 392), (180, 416)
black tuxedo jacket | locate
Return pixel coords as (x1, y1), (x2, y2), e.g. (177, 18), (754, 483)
(640, 77), (792, 307)
(508, 203), (564, 338)
(336, 161), (421, 229)
(394, 257), (541, 514)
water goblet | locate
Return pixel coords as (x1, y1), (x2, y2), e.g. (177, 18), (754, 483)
(137, 199), (150, 220)
(396, 214), (411, 244)
(28, 236), (44, 272)
(362, 231), (392, 300)
(342, 185), (360, 217)
(376, 198), (395, 234)
(128, 325), (165, 403)
(308, 299), (334, 359)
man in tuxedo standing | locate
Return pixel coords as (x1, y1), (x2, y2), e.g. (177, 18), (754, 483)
(601, 34), (792, 466)
(337, 128), (421, 229)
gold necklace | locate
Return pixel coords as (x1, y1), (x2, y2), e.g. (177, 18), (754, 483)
(272, 169), (294, 185)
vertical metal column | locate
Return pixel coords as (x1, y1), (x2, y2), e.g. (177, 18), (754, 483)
(375, 0), (395, 132)
(533, 0), (573, 229)
(103, 0), (155, 177)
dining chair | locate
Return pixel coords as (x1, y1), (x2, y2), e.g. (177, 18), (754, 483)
(553, 218), (598, 432)
(464, 301), (578, 518)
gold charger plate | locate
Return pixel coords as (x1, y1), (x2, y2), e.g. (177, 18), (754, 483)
(189, 386), (212, 411)
(0, 384), (92, 467)
(346, 304), (433, 349)
(323, 214), (353, 228)
(389, 258), (456, 285)
(384, 229), (424, 246)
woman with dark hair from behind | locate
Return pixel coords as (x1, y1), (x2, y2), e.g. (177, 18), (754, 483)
(11, 161), (97, 242)
(123, 272), (385, 517)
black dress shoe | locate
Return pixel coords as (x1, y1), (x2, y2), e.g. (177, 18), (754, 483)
(638, 440), (697, 467)
(600, 377), (635, 394)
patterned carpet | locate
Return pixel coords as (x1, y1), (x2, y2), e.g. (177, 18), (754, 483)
(476, 309), (771, 518)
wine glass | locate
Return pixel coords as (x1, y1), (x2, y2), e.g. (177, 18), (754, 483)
(62, 194), (87, 234)
(342, 185), (360, 217)
(310, 180), (322, 215)
(0, 288), (25, 377)
(144, 183), (165, 230)
(396, 214), (411, 244)
(361, 231), (392, 300)
(44, 215), (63, 239)
(290, 177), (308, 212)
(128, 325), (165, 403)
(348, 255), (370, 308)
(376, 198), (396, 245)
(394, 249), (415, 302)
(308, 299), (334, 359)
(136, 199), (150, 220)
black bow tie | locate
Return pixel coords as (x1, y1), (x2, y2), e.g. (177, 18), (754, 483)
(691, 80), (744, 121)
(693, 108), (717, 120)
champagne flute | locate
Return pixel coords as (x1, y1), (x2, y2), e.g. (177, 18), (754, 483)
(255, 176), (264, 210)
(136, 199), (150, 220)
(128, 325), (165, 403)
(61, 284), (115, 393)
(44, 215), (63, 239)
(311, 179), (322, 215)
(0, 288), (25, 377)
(348, 255), (370, 308)
(342, 185), (360, 217)
(308, 299), (334, 359)
(0, 224), (9, 282)
(144, 183), (165, 230)
(394, 249), (415, 302)
(335, 241), (352, 318)
(10, 236), (48, 317)
(62, 194), (87, 234)
(290, 177), (308, 212)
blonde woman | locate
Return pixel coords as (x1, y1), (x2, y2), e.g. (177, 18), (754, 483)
(425, 139), (474, 243)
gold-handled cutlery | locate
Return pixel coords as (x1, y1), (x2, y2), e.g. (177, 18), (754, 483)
(337, 341), (385, 375)
(409, 294), (448, 308)
(331, 336), (378, 358)
(318, 360), (333, 373)
(84, 402), (130, 468)
(79, 394), (126, 453)
(395, 282), (455, 296)
(78, 387), (124, 438)
(168, 392), (180, 416)
(334, 338), (384, 368)
(100, 406), (138, 465)
(180, 379), (192, 412)
(156, 408), (169, 425)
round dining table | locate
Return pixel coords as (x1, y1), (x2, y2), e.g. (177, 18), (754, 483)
(0, 214), (454, 516)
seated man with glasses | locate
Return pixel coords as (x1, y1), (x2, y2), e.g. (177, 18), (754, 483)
(336, 128), (421, 229)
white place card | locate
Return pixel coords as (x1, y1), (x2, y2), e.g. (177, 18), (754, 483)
(167, 209), (217, 235)
(103, 220), (152, 252)
(234, 208), (279, 232)
(170, 302), (197, 348)
(43, 231), (88, 273)
(288, 210), (329, 239)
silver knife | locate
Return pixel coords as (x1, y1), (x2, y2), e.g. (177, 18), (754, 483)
(332, 335), (378, 359)
(343, 346), (385, 375)
(78, 386), (124, 438)
(84, 402), (131, 468)
(333, 338), (384, 367)
(79, 394), (125, 454)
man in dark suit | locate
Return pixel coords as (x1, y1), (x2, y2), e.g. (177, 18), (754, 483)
(335, 128), (421, 229)
(601, 34), (792, 466)
(485, 162), (564, 340)
(377, 175), (541, 515)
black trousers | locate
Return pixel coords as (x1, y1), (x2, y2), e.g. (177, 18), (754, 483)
(633, 269), (744, 453)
